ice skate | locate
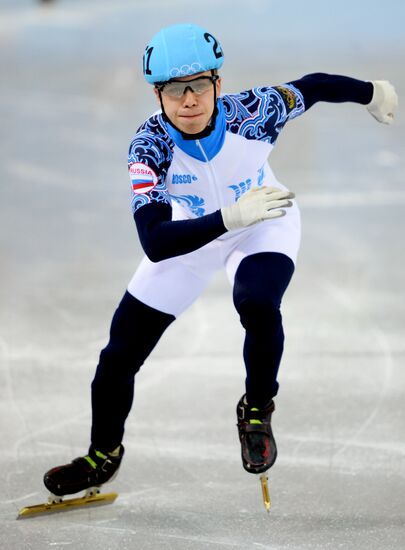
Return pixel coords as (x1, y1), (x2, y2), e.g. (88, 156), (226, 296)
(236, 395), (277, 474)
(17, 445), (124, 518)
(43, 444), (124, 497)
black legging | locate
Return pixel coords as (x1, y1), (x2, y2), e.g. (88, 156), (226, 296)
(233, 252), (294, 407)
(91, 251), (294, 451)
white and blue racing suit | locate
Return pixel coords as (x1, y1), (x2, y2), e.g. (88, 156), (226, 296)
(90, 74), (374, 451)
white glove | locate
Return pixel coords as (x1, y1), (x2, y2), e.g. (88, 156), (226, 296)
(221, 186), (295, 231)
(367, 80), (398, 124)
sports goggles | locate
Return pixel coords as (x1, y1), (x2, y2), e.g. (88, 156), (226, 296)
(155, 75), (219, 98)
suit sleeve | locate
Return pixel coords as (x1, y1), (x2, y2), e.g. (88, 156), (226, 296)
(288, 73), (374, 110)
(222, 85), (305, 145)
(128, 129), (172, 215)
(134, 201), (227, 263)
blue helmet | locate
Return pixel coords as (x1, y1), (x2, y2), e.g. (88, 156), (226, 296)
(143, 23), (224, 84)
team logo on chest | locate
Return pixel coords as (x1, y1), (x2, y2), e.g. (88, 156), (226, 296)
(171, 173), (198, 184)
(129, 162), (158, 194)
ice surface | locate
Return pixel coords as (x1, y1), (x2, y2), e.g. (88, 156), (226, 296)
(0, 1), (404, 548)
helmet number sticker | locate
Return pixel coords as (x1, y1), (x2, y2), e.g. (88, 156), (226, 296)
(204, 33), (223, 59)
(143, 46), (154, 75)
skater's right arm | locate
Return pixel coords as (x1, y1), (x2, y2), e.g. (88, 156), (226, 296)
(134, 187), (294, 263)
(129, 126), (230, 262)
(134, 202), (226, 262)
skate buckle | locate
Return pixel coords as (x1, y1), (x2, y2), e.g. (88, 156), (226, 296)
(100, 457), (113, 473)
(238, 404), (247, 421)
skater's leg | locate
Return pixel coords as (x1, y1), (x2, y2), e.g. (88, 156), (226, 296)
(91, 290), (175, 452)
(232, 252), (294, 473)
(233, 252), (294, 407)
(44, 249), (218, 495)
(44, 291), (174, 496)
(223, 202), (300, 473)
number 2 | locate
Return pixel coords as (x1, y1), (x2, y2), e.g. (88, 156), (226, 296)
(204, 33), (223, 59)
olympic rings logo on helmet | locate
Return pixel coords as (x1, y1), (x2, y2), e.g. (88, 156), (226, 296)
(143, 23), (224, 84)
(169, 63), (205, 79)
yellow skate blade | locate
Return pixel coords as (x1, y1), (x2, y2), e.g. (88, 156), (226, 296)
(17, 492), (118, 519)
(259, 473), (271, 512)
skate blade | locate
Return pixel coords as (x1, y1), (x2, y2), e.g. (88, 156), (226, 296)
(17, 492), (118, 519)
(259, 473), (271, 512)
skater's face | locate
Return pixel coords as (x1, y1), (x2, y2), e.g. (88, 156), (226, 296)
(154, 71), (222, 135)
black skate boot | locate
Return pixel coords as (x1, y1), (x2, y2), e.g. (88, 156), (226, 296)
(236, 395), (277, 474)
(43, 444), (124, 497)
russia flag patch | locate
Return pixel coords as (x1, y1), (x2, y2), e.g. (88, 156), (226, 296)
(129, 162), (158, 194)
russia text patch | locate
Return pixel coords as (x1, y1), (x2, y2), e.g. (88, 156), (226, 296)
(129, 162), (158, 194)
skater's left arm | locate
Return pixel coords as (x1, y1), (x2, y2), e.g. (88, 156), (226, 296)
(289, 73), (398, 124)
